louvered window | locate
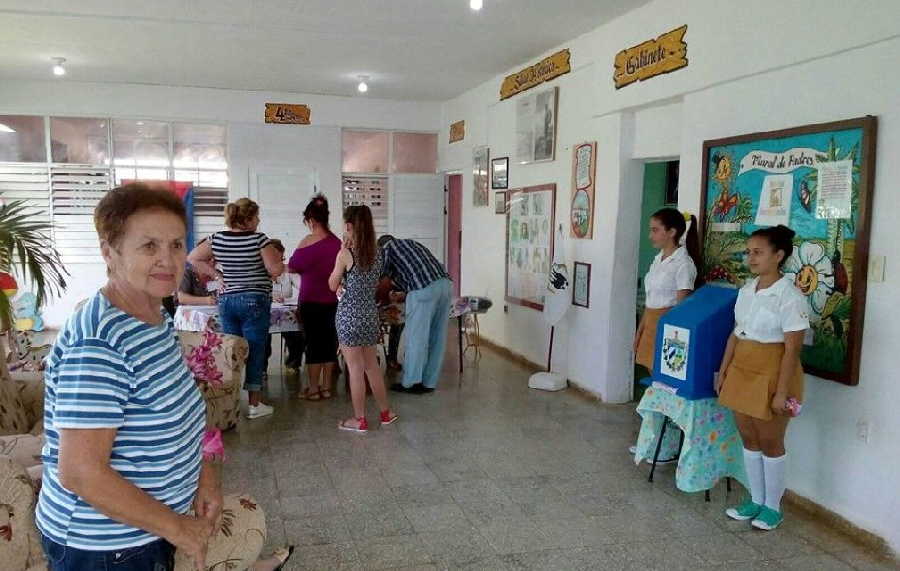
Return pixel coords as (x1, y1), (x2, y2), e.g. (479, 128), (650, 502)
(0, 115), (228, 265)
(51, 167), (112, 264)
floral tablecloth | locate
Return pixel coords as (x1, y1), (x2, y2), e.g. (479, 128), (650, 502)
(174, 303), (301, 334)
(634, 383), (748, 493)
(378, 296), (492, 326)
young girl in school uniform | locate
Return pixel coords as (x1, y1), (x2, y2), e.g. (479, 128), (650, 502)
(717, 225), (809, 531)
(633, 208), (701, 370)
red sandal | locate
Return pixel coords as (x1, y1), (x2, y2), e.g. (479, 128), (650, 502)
(380, 410), (399, 425)
(338, 417), (368, 433)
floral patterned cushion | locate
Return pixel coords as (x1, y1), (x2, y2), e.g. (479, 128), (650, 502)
(178, 331), (248, 431)
(174, 494), (265, 571)
(0, 376), (32, 437)
(0, 455), (41, 571)
(0, 434), (43, 469)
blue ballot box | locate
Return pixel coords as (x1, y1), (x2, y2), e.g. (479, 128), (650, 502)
(652, 285), (739, 400)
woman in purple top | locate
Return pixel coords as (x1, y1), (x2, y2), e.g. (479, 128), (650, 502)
(289, 195), (341, 399)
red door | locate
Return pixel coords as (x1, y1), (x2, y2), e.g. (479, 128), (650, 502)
(447, 174), (462, 297)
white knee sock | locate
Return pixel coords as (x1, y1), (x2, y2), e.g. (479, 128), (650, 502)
(763, 454), (787, 512)
(743, 449), (765, 505)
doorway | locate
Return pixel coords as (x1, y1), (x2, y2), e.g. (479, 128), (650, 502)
(634, 160), (679, 398)
(446, 174), (462, 297)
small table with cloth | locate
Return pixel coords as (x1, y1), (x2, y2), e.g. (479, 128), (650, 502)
(633, 382), (747, 495)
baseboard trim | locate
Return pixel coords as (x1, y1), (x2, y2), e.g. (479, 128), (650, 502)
(784, 490), (895, 559)
(477, 333), (897, 562)
(475, 334), (543, 372)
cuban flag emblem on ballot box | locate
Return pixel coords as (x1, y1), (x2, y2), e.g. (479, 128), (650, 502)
(651, 285), (739, 400)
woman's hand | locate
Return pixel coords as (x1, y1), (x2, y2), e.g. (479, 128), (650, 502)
(771, 392), (788, 416)
(169, 515), (214, 570)
(193, 484), (223, 525)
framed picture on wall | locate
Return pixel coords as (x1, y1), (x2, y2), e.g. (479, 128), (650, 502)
(700, 116), (877, 386)
(473, 146), (490, 207)
(494, 191), (508, 214)
(570, 141), (597, 238)
(505, 183), (556, 311)
(572, 261), (591, 308)
(515, 86), (558, 164)
(492, 157), (509, 189)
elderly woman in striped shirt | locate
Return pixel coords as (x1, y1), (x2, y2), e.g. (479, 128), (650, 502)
(36, 184), (218, 570)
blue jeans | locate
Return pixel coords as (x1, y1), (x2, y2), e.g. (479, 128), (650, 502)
(42, 534), (175, 571)
(402, 278), (452, 388)
(219, 292), (271, 392)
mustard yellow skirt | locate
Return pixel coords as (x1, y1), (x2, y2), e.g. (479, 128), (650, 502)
(635, 307), (669, 370)
(718, 339), (804, 421)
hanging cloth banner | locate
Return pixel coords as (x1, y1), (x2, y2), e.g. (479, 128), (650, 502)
(543, 223), (569, 326)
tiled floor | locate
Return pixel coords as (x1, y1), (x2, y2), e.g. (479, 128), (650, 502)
(222, 340), (898, 571)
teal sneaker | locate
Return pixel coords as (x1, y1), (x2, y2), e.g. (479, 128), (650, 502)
(725, 499), (763, 521)
(751, 506), (785, 530)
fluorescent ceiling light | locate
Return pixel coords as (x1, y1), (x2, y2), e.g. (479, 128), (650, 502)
(357, 75), (369, 93)
(52, 57), (66, 76)
(470, 0), (483, 10)
(0, 124), (15, 133)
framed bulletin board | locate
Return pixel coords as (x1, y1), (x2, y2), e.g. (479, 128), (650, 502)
(506, 184), (556, 311)
(700, 116), (877, 385)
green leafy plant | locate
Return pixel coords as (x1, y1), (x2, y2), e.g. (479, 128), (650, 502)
(0, 200), (68, 330)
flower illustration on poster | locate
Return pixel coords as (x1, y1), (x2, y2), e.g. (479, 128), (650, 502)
(782, 241), (835, 320)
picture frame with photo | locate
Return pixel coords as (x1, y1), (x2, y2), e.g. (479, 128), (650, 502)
(572, 261), (591, 308)
(492, 157), (509, 189)
(494, 191), (508, 214)
(515, 86), (558, 164)
(473, 145), (490, 207)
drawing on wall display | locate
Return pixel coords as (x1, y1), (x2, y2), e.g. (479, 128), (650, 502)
(473, 146), (490, 206)
(506, 184), (556, 310)
(492, 157), (509, 189)
(516, 86), (558, 164)
(572, 261), (591, 308)
(660, 324), (690, 380)
(700, 116), (878, 385)
(570, 141), (597, 238)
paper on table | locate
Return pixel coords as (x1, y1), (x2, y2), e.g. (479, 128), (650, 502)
(755, 174), (793, 227)
(815, 160), (853, 219)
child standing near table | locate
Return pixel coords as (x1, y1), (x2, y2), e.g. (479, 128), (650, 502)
(634, 208), (701, 371)
(717, 225), (809, 530)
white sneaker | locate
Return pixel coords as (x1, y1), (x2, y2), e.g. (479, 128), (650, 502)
(247, 402), (274, 419)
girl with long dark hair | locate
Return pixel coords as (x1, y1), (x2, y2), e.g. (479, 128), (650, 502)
(633, 208), (701, 370)
(329, 205), (397, 433)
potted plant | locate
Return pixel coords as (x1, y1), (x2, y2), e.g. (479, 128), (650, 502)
(0, 200), (67, 332)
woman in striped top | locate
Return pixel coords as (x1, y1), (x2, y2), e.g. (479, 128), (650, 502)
(188, 198), (284, 419)
(37, 184), (215, 570)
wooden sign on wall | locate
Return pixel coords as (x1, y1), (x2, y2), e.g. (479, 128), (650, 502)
(449, 120), (466, 143)
(264, 103), (311, 124)
(613, 25), (688, 89)
(500, 49), (571, 100)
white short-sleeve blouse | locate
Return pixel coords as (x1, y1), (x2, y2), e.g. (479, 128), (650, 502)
(643, 247), (697, 309)
(733, 276), (810, 343)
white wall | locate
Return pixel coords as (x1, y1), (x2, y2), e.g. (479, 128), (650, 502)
(0, 80), (441, 325)
(439, 0), (900, 552)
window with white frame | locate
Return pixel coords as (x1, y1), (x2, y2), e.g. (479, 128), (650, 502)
(0, 114), (228, 264)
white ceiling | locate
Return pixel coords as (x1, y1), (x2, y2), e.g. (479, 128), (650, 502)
(0, 0), (649, 101)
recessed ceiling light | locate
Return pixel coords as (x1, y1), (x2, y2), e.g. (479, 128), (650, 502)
(0, 124), (15, 133)
(357, 75), (369, 93)
(52, 57), (66, 76)
(470, 0), (483, 10)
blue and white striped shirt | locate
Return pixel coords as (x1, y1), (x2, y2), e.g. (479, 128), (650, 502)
(36, 291), (206, 551)
(381, 239), (450, 292)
